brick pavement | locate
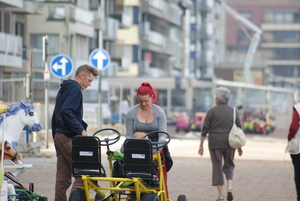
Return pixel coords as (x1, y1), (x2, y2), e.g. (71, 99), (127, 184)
(7, 129), (297, 201)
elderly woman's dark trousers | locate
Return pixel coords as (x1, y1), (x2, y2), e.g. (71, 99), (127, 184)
(291, 154), (300, 201)
(210, 148), (235, 186)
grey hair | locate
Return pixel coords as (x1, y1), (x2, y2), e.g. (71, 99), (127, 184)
(215, 87), (231, 104)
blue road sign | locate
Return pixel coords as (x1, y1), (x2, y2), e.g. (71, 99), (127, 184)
(50, 54), (74, 79)
(89, 49), (111, 71)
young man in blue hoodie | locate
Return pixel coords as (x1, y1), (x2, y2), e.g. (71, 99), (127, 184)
(51, 64), (99, 201)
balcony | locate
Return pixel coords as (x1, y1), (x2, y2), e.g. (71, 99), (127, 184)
(0, 32), (22, 68)
(219, 54), (268, 69)
(47, 5), (94, 37)
(200, 50), (213, 67)
(140, 29), (180, 56)
(141, 0), (182, 26)
(200, 23), (213, 40)
(109, 5), (132, 28)
(48, 5), (94, 26)
(103, 17), (119, 41)
(113, 44), (131, 69)
(0, 0), (22, 8)
(4, 0), (39, 14)
(138, 61), (150, 77)
(139, 22), (150, 37)
(200, 0), (213, 13)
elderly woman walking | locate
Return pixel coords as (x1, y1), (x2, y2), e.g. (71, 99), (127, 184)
(198, 87), (243, 201)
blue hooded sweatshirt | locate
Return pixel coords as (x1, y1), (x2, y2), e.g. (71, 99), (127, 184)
(51, 79), (87, 138)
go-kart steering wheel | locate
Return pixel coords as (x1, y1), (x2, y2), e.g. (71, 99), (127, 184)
(93, 128), (121, 146)
(143, 130), (171, 149)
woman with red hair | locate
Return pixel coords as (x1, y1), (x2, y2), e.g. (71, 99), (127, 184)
(125, 82), (173, 198)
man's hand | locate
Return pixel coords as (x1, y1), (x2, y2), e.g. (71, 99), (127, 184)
(81, 130), (88, 136)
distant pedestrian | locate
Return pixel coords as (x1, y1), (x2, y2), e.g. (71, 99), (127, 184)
(287, 103), (300, 201)
(120, 97), (129, 123)
(198, 87), (243, 201)
(51, 64), (99, 201)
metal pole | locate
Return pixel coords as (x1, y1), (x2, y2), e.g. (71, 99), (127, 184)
(98, 72), (102, 129)
(97, 0), (105, 129)
(1, 113), (6, 171)
(43, 35), (49, 148)
(119, 83), (123, 125)
(98, 30), (103, 129)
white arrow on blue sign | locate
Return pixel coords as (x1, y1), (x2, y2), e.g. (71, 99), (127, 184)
(50, 54), (74, 79)
(89, 49), (111, 71)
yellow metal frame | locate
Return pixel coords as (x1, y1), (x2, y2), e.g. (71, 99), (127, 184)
(0, 105), (7, 114)
(78, 147), (171, 201)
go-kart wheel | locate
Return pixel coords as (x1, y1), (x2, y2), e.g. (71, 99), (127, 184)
(144, 131), (171, 149)
(177, 194), (188, 201)
(29, 182), (34, 193)
(93, 128), (121, 146)
(38, 197), (48, 201)
(141, 192), (159, 201)
(94, 193), (102, 201)
(69, 190), (86, 201)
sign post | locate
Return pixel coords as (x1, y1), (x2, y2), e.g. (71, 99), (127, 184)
(42, 35), (49, 148)
(89, 48), (111, 128)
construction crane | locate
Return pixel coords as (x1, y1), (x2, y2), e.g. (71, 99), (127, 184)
(215, 0), (263, 84)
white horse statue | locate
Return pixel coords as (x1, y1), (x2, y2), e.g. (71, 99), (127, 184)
(0, 101), (42, 150)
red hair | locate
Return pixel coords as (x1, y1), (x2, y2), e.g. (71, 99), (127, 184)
(136, 82), (157, 100)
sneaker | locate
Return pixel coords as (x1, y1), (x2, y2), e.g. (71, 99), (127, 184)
(227, 189), (233, 201)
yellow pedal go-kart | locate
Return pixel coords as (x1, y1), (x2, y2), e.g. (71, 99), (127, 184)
(69, 128), (187, 201)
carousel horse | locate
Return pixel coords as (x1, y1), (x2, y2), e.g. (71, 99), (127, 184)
(0, 140), (22, 164)
(0, 101), (42, 150)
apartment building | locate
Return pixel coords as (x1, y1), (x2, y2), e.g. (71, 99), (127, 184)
(0, 0), (43, 102)
(222, 0), (300, 92)
(0, 0), (224, 112)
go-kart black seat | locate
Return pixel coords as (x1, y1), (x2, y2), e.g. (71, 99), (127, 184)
(72, 135), (106, 177)
(123, 138), (159, 186)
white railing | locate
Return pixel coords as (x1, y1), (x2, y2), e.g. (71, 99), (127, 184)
(75, 7), (94, 25)
(121, 13), (132, 27)
(148, 31), (166, 48)
(104, 18), (119, 40)
(148, 0), (166, 13)
(0, 32), (22, 68)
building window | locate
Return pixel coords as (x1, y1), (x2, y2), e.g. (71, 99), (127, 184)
(48, 6), (65, 20)
(15, 22), (24, 38)
(240, 11), (252, 20)
(273, 12), (300, 23)
(30, 34), (59, 69)
(273, 48), (300, 60)
(237, 29), (251, 43)
(89, 0), (99, 10)
(264, 11), (300, 23)
(273, 66), (294, 77)
(236, 46), (249, 54)
(77, 0), (89, 10)
(273, 31), (299, 43)
(89, 30), (98, 53)
(75, 34), (89, 60)
(171, 89), (186, 108)
(133, 6), (140, 24)
(157, 89), (167, 107)
(132, 45), (139, 62)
